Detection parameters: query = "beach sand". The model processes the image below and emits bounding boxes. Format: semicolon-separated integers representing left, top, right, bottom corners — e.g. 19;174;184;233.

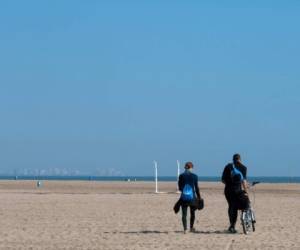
0;180;299;250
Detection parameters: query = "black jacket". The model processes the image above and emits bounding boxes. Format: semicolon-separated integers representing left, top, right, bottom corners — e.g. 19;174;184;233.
222;163;247;193
178;170;200;199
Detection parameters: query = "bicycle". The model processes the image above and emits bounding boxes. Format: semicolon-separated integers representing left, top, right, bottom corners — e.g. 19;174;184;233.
240;181;260;235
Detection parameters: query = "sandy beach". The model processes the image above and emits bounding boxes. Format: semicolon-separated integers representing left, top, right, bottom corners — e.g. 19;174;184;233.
0;180;299;250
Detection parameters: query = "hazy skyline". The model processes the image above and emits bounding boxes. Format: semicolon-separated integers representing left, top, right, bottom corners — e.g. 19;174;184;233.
1;1;300;177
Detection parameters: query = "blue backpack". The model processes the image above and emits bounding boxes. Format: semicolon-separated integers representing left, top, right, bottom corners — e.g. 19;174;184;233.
230;164;244;184
181;184;194;201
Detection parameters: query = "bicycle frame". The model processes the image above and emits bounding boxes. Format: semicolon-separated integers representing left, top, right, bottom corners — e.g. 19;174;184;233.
240;181;259;234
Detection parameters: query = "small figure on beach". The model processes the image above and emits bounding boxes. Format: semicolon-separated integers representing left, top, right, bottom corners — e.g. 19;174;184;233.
176;162;202;234
222;153;249;233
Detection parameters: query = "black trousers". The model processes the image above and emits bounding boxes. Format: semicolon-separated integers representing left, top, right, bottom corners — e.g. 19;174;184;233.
225;191;238;228
181;204;196;230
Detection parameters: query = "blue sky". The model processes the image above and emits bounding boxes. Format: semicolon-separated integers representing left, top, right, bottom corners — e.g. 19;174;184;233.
0;1;299;176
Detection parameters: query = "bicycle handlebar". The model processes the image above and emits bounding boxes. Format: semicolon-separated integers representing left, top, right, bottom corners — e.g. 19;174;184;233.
250;181;260;187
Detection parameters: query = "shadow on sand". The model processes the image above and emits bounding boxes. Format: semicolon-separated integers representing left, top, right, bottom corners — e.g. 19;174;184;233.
104;230;230;235
173;230;230;234
192;230;230;234
104;230;169;234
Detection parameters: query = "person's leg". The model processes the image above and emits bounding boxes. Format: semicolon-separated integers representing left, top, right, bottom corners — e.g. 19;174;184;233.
181;205;188;232
190;206;196;231
225;192;232;225
225;192;237;232
229;201;238;228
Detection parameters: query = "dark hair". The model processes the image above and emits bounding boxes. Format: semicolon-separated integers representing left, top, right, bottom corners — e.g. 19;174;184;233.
184;162;194;169
233;154;241;164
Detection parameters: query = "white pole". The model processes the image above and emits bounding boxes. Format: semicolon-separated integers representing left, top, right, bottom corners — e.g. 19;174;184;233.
177;160;180;179
176;160;180;192
154;161;158;193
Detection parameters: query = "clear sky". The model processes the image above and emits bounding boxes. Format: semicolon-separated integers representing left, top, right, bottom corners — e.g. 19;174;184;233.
0;1;299;176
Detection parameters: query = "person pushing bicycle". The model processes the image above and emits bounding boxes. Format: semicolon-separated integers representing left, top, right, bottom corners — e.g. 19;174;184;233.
222;154;249;233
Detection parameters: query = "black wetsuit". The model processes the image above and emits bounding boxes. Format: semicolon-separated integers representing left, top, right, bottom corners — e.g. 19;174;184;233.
178;170;200;230
222;163;247;228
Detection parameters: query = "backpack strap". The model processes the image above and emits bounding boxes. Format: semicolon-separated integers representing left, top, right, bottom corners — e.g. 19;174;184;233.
231;163;244;181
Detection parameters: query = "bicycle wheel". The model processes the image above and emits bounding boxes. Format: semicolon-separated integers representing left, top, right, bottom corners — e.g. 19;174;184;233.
241;211;249;234
251;221;255;232
242;221;248;234
251;209;256;232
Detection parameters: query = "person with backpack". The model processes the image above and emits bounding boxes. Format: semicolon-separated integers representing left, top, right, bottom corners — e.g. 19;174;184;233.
222;154;248;233
178;162;201;233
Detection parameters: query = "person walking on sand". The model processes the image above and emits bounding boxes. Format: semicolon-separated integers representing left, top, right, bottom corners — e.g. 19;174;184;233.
178;162;201;234
222;154;248;233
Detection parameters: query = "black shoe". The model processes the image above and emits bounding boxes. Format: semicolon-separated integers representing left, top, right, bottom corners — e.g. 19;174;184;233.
228;226;237;234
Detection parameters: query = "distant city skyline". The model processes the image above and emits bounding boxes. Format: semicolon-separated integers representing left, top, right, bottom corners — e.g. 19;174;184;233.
1;1;300;177
0;167;124;177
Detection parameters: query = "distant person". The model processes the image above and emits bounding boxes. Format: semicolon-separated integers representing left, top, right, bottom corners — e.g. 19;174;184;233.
222;154;248;233
177;162;201;233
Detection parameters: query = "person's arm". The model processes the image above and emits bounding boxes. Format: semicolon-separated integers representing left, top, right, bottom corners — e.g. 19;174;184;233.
242;180;248;193
221;165;228;184
194;175;201;199
178;174;183;192
241;166;248;193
